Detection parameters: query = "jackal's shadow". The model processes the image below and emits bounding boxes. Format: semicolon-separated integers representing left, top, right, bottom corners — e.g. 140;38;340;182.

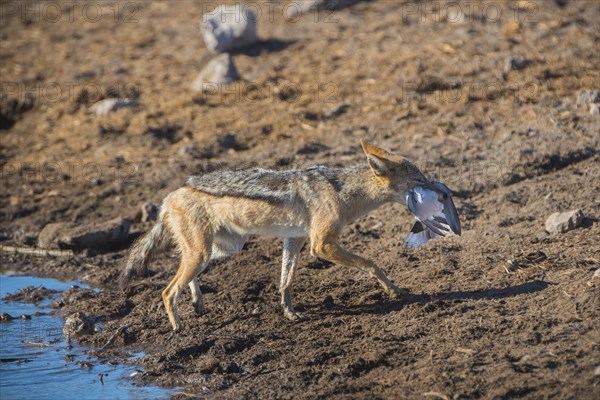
314;280;550;317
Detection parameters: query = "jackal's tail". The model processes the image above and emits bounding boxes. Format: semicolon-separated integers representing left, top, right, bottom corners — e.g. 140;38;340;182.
120;220;167;290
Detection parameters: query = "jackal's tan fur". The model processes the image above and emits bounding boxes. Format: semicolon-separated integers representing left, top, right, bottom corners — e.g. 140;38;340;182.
121;140;435;331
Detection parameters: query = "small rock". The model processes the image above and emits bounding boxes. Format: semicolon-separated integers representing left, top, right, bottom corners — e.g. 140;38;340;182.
504;54;529;72
191;54;240;92
63;312;95;338
63;217;131;251
595;365;600;376
545;209;584;234
38;222;71;249
89;98;139;117
593;269;600;279
590;103;599;116
200;4;258;53
576;90;600;106
0;313;14;322
141;202;159;222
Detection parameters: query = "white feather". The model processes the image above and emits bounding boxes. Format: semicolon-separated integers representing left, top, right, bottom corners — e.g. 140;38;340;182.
404;229;440;249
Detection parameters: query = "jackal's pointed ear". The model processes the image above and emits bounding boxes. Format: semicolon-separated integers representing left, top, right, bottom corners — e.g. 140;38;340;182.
360;140;395;160
360;140;395;177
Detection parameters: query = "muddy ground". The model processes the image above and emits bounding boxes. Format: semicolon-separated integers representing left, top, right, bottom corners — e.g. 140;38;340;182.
1;0;599;398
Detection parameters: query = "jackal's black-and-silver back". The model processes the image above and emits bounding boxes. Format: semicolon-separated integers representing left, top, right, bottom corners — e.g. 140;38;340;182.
185;166;342;203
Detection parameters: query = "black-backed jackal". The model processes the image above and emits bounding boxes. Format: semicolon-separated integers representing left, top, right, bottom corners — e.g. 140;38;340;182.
120;140;461;331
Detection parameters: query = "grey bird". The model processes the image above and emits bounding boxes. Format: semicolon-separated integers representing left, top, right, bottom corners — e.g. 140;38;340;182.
404;181;461;248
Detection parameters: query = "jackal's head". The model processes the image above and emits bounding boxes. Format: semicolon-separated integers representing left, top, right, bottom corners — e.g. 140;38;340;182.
360;139;436;203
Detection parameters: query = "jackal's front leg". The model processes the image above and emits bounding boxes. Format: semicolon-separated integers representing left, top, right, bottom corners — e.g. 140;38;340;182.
311;241;405;298
280;237;307;321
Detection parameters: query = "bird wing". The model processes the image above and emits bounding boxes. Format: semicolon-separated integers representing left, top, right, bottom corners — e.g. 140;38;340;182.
431;181;461;235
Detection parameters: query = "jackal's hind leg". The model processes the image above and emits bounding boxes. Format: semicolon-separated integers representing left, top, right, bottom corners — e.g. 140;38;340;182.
161;200;212;331
280;237;307;321
163;251;210;331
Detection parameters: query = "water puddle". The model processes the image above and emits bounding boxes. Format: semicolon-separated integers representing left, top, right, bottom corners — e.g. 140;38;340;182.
0;273;172;400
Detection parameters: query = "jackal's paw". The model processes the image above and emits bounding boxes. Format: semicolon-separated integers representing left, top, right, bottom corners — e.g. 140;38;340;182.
192;302;204;316
284;309;308;322
386;286;409;299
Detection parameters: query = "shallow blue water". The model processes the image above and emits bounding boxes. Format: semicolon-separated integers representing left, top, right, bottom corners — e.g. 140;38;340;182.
0;274;172;400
